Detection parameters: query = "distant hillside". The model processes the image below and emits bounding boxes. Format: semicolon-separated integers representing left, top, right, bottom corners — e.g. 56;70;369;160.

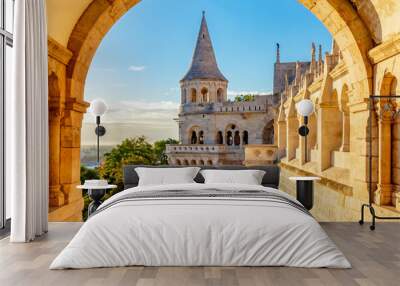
80;145;115;167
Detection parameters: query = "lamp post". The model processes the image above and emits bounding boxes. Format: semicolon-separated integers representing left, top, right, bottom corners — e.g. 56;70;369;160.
296;99;314;162
290;99;318;211
89;99;107;167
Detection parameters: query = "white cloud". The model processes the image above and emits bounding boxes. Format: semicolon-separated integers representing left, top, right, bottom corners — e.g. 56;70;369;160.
91;67;116;73
128;65;146;72
84;100;179;124
82;100;180;145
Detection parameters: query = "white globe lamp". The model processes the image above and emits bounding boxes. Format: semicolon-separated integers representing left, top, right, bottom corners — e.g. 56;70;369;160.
296;99;314;164
90;99;107;117
296;99;314;117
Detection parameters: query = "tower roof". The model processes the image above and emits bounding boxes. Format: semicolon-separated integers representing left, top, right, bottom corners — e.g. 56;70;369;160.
181;12;227;82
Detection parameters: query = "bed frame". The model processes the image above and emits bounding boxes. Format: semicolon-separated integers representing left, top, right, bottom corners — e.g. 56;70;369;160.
123;165;280;190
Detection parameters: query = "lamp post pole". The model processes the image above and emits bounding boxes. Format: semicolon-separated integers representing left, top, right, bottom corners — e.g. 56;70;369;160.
304;116;308;162
96;115;100;167
90;99;107;169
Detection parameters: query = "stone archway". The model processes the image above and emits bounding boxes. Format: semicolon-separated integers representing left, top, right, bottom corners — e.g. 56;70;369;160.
66;0;373;105
50;0;375;221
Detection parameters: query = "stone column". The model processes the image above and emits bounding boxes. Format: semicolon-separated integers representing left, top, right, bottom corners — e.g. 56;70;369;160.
49;107;64;207
59;98;89;221
277;118;286;158
375;116;393;205
340;110;350;152
286;115;298;161
392;114;400;210
317;103;342;172
48;72;65;208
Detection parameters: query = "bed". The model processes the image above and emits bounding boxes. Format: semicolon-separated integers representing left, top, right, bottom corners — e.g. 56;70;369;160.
50;165;350;269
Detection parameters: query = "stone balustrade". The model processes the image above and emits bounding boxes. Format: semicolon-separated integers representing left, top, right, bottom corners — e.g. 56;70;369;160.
243;144;278;166
166;144;243;154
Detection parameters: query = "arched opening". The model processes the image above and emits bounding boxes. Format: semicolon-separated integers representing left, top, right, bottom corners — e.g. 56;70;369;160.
49;0;375;221
243;131;249;145
217;88;224;102
190;159;197;166
216;131;223;144
201;87;209;103
190;131;197;144
207;160;213;166
198;131;204;144
234;131;241;146
176;159;181;166
183;159;189;166
182;89;187;104
263;121;274;144
199;160;205;166
226;131;233;146
330;90;343;152
191;88;197;103
375;73;398;206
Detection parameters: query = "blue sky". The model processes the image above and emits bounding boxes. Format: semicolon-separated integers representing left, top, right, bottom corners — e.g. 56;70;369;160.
82;0;332;145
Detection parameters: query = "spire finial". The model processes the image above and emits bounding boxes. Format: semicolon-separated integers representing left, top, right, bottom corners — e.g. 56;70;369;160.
318;44;322;62
311;42;316;62
202;10;205;17
276;43;280;63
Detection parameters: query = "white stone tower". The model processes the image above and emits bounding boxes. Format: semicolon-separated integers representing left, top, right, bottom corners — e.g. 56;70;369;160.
180;12;228;105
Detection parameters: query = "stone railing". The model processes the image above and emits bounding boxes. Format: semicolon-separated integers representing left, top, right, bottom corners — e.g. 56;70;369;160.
243;144;278;166
180;95;276;114
166;144;243;154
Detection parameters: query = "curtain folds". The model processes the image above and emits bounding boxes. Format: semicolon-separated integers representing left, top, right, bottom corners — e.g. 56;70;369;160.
10;0;49;242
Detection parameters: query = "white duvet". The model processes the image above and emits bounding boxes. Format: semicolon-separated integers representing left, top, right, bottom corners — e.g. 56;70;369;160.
50;183;351;269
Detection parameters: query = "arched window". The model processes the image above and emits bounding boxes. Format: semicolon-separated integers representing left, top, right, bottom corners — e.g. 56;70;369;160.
226;131;233;146
217;88;224;102
191;131;197;144
199;131;204;144
243;131;249;145
191;88;197;103
263;121;274;144
216;131;223;144
234;131;241;146
201;87;209;103
182;89;187;104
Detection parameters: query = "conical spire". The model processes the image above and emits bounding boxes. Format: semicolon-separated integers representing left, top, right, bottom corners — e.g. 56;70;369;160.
181;12;227;82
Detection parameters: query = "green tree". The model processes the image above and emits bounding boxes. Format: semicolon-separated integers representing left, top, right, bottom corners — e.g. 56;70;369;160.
98;136;157;192
234;94;255;102
80;165;99;184
154;138;179;165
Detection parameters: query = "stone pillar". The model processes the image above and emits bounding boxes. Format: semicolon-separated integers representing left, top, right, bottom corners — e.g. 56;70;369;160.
340;111;350;152
317;103;342;172
286;115;298;161
375;116;393;205
392;115;400;210
49;107;64;207
58;98;89;221
277;118;286;158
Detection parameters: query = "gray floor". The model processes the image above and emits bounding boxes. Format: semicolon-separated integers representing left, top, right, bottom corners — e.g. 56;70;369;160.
0;222;399;286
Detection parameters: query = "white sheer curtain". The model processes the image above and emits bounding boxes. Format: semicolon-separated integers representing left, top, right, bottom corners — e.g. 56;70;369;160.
9;0;49;242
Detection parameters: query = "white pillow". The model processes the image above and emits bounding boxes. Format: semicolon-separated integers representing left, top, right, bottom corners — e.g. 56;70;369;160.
135;167;200;186
200;169;266;185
